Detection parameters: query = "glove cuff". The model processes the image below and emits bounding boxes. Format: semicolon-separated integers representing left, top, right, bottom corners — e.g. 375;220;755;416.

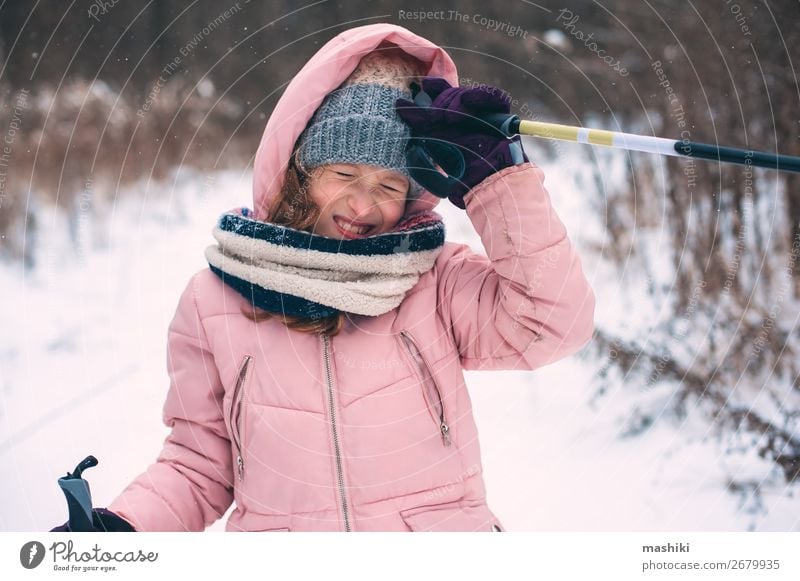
93;508;136;532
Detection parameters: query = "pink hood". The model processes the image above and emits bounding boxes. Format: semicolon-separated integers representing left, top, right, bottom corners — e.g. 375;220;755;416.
251;23;459;220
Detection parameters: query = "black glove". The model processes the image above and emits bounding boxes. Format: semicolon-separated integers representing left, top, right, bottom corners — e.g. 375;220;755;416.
395;76;529;208
50;508;135;532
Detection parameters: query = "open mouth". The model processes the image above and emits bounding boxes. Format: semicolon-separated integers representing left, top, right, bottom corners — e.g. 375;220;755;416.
333;216;375;238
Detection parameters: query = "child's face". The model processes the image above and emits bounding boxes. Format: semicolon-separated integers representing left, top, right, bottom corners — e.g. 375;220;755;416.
308;163;409;239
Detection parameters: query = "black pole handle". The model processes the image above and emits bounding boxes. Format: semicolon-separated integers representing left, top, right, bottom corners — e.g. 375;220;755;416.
66;455;98;480
676;141;800;174
478;113;521;137
57;455;99;532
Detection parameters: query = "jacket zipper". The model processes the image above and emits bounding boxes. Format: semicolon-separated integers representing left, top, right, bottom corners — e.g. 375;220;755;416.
399;330;452;447
230;354;253;482
322;333;352;532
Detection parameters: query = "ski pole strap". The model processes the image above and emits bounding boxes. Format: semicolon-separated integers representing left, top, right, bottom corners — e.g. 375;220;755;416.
404;81;467;199
406;138;465;199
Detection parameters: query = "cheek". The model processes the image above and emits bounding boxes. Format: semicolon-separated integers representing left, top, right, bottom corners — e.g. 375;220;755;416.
307;181;337;212
383;200;406;225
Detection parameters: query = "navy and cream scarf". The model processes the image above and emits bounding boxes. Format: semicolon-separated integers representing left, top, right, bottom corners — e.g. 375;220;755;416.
205;207;446;318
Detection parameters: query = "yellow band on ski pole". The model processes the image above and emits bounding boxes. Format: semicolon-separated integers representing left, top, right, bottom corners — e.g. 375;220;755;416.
518;120;614;146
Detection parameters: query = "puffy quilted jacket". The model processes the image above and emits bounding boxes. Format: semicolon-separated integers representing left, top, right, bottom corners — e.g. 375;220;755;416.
107;23;596;532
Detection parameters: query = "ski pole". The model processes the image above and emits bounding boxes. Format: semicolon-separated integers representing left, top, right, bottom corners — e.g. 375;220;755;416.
57;455;99;532
481;114;800;174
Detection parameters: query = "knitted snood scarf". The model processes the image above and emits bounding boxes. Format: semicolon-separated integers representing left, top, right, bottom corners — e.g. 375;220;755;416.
205;207;446;318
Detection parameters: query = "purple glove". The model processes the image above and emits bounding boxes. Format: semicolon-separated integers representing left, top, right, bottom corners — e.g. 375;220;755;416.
396;77;529;208
50;508;136;532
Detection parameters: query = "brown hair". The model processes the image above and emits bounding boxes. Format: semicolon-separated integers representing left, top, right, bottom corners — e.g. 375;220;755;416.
239;148;347;336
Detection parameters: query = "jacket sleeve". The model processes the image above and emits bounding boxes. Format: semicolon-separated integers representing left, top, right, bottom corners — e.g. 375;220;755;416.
107;273;234;531
437;161;595;371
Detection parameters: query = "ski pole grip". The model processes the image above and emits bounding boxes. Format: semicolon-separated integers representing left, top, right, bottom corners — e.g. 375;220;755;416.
57;455;99;532
478;113;521;137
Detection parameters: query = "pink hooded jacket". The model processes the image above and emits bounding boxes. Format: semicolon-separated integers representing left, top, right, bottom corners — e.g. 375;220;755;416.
107;23;596;532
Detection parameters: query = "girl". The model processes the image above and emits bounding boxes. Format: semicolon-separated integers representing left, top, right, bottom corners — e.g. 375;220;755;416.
53;23;595;532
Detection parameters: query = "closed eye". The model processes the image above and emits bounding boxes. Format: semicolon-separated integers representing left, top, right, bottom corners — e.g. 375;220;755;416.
382;184;401;192
335;171;354;178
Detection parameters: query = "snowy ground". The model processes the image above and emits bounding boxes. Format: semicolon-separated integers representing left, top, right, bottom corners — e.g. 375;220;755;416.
1;141;797;532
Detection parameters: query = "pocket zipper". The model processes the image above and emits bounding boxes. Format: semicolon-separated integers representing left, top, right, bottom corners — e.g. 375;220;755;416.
399;330;452;447
230;354;253;481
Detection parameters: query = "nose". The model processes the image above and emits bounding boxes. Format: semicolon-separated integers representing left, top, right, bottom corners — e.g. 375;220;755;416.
346;185;381;219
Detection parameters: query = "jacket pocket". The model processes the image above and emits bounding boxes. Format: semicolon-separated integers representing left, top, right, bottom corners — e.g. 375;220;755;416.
398;330;452;447
400;498;501;532
254;527;290;532
229;511;292;532
229;354;253;482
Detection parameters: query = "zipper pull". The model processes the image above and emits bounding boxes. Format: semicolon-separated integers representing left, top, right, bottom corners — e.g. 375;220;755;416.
237;455;244;481
440;421;452;446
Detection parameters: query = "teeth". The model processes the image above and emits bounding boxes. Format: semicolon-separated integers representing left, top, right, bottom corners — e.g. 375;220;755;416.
335;217;370;235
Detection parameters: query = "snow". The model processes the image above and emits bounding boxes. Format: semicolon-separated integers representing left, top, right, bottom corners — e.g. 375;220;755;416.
542;29;570;52
1;144;797;532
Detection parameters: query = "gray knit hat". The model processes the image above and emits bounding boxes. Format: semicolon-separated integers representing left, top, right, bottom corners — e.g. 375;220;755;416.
296;47;425;197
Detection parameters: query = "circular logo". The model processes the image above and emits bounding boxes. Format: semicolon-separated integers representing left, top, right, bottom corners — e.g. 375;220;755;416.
19;541;46;569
